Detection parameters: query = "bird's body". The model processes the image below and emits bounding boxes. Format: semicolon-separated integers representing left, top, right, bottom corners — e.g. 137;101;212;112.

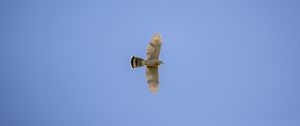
131;33;163;94
144;60;163;67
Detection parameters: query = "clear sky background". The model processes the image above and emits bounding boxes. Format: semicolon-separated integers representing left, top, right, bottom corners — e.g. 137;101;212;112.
1;0;300;126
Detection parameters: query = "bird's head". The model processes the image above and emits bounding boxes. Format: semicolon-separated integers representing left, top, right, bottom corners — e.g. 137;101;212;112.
159;61;164;65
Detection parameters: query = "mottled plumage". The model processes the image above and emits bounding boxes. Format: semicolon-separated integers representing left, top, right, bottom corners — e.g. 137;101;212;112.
131;33;163;94
147;34;161;60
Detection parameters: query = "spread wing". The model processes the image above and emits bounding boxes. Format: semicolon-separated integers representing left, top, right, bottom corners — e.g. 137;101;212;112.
146;33;162;60
145;67;159;94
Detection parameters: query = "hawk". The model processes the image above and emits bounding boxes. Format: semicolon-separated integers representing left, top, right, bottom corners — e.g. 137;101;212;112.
131;33;163;94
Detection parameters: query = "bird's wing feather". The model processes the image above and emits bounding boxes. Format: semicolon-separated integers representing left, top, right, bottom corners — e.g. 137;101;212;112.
146;33;162;60
145;67;159;94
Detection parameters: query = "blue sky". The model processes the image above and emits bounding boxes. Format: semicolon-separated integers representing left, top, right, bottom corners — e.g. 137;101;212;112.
1;0;300;126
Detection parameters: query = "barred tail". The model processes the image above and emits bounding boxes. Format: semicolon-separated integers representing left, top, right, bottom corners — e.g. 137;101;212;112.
131;56;145;69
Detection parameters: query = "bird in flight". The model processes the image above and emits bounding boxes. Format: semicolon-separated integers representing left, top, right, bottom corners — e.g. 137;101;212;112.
131;33;163;94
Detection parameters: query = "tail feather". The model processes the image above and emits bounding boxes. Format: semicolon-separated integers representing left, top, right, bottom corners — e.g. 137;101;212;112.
131;56;145;69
